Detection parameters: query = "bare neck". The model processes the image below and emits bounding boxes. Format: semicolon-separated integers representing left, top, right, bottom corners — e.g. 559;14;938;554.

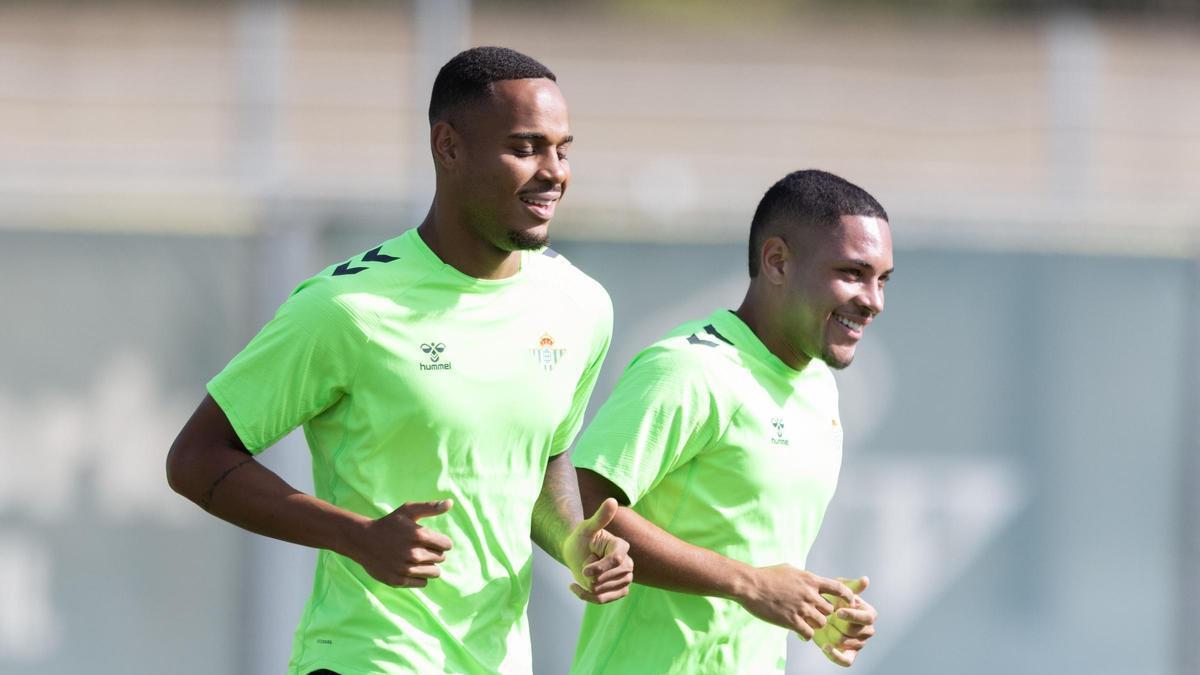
734;287;812;371
415;203;521;280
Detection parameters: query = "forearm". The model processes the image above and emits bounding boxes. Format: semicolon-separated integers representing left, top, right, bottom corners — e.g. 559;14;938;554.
165;394;367;557
169;443;366;555
531;452;584;563
607;507;756;601
577;468;756;602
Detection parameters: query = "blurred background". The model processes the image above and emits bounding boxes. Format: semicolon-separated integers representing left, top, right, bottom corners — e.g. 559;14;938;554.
1;1;1197;673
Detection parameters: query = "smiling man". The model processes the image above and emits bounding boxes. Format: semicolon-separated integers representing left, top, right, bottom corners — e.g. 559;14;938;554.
166;47;632;674
571;170;891;674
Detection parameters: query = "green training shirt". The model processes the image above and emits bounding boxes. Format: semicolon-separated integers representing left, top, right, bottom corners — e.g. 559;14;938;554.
207;228;612;675
571;309;843;675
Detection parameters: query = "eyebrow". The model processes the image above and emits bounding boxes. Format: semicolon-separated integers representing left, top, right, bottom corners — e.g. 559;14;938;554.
847;259;895;276
508;132;574;144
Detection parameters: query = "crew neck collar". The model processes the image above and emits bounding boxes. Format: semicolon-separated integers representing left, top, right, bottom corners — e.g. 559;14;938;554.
709;309;821;380
406;228;527;290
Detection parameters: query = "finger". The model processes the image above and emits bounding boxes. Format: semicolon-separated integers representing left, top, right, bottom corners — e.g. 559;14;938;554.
835;606;876;626
403;564;443;579
590;572;634;595
589;586;631;604
580;498;619;536
817;577;856;605
397;499;453;522
814;594;836;616
587;531;629;559
582;552;627;579
590;560;633;585
794;622;815;641
569;582;601;604
406;548;447;564
415;528;454;552
834;637;869;650
801;606;828;631
822;643;856;668
838;575;869;595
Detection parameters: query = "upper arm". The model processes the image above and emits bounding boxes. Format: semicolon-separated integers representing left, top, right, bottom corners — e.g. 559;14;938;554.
206;281;371;453
165;394;250;496
576;467;630;513
571;345;720;505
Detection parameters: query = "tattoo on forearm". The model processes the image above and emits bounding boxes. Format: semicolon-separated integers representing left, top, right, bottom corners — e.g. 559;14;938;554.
199;457;255;511
532;456;585;562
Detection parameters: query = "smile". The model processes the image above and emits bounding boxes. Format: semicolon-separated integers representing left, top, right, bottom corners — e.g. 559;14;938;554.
833;314;864;332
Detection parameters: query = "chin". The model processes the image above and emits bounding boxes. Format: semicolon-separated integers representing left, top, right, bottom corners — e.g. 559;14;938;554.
822;347;856;370
507;228;550;251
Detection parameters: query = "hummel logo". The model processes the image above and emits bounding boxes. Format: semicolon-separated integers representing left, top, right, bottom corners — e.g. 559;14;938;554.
770;417;789;446
420;343;451;371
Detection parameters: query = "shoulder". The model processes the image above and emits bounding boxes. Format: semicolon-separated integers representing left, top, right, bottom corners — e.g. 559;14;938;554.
622;319;737;389
271;273;376;340
297;235;436;319
527;247;613;320
316;232;436;293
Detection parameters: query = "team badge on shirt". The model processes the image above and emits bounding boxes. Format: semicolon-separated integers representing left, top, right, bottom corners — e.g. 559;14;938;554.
531;333;567;372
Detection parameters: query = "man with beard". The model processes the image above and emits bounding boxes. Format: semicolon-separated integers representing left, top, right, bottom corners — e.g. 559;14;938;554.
571;170;888;673
167;46;632;675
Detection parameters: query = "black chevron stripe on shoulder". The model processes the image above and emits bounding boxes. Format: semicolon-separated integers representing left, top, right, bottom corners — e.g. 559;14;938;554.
332;245;401;277
686;324;733;349
703;324;733;345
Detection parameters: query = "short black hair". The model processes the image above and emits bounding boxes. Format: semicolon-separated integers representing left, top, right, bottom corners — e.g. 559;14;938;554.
428;46;556;125
748;169;888;277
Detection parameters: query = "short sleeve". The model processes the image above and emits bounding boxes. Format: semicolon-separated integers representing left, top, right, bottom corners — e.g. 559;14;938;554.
549;294;613;457
207;279;372;453
571;345;721;505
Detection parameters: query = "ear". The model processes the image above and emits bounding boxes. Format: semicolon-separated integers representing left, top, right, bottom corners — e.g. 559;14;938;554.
759;235;790;286
430;120;460;170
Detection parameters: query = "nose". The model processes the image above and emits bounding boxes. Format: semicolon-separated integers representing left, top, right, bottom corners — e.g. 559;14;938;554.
537;151;568;185
859;280;885;316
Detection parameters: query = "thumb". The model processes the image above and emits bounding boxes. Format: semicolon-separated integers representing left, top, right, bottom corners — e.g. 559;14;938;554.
397;499;453;522
581;498;619;535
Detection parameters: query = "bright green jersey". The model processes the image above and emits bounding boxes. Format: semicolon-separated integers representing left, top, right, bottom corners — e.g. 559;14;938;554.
207;228;612;675
570;309;842;675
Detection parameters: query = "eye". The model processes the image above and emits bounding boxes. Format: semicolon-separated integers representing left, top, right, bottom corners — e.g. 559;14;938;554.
512;146;535;157
839;268;862;280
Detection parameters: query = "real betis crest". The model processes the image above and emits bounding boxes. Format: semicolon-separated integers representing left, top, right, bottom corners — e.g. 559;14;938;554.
531;332;567;372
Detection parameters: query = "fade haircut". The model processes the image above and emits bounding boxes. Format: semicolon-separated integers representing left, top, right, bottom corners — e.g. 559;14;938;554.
747;169;888;277
428;46;556;125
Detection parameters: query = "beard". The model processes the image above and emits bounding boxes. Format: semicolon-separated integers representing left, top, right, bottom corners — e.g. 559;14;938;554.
821;346;855;370
507;228;549;251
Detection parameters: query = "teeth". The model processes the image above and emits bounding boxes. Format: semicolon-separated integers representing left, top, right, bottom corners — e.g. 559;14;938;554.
521;196;555;206
834;315;863;331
